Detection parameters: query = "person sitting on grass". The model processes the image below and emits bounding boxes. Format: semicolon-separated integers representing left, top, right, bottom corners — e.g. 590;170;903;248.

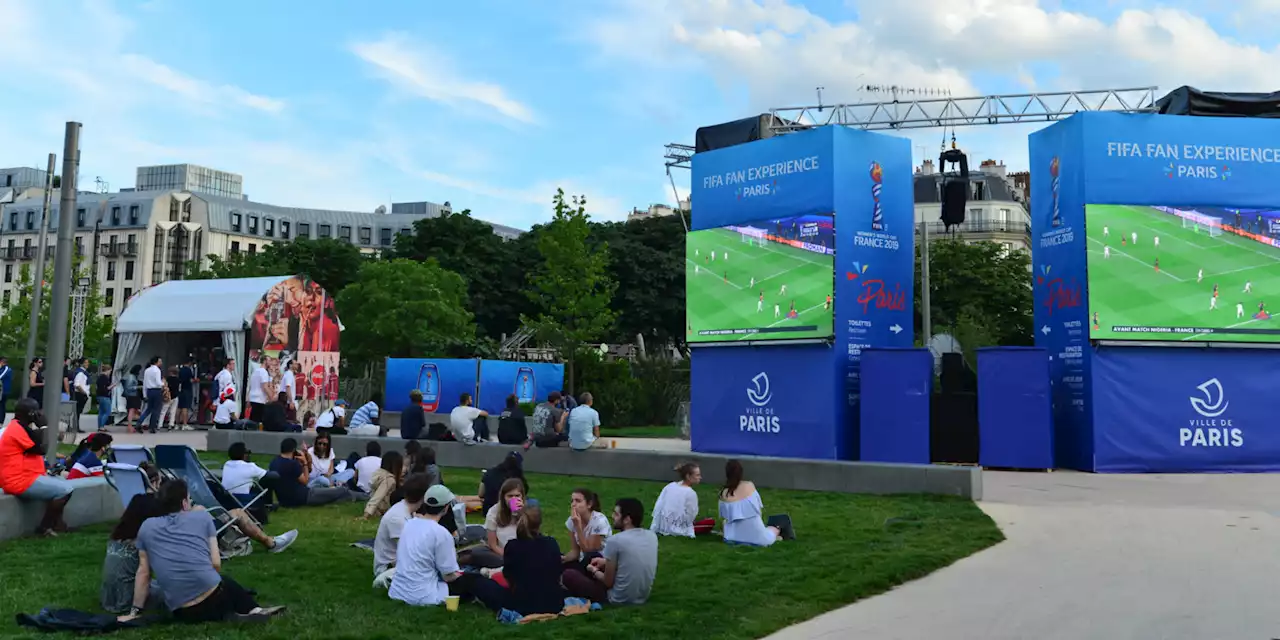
101;493;164;615
307;432;354;488
0;398;75;536
268;438;354;507
219;442;270;504
652;462;715;537
496;394;528;445
373;473;431;585
361;451;404;520
498;505;567;616
561;488;611;572
388;484;507;610
480;451;528;515
66;432;112;480
399;389;427;440
561;498;659;606
120;479;286;624
718;459;795;546
353;441;384;493
459;478;526;569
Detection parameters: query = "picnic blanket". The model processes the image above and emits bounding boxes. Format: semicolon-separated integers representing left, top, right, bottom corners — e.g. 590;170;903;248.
496;597;602;625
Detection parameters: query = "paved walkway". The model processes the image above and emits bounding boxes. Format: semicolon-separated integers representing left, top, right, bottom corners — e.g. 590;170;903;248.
766;470;1280;640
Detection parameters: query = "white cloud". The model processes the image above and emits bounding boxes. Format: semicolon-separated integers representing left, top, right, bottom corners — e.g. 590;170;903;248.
351;33;536;124
118;55;286;114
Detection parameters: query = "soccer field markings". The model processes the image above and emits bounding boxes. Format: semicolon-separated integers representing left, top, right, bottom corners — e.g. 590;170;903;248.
1088;236;1184;282
1123;206;1280;263
736;300;831;340
713;232;828;267
1180;317;1259;341
685;257;744;290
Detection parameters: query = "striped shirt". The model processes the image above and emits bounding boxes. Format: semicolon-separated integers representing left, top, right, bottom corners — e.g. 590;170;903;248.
348;402;380;429
67;451;104;479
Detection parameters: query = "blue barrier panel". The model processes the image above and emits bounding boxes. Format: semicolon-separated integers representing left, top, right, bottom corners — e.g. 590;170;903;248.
977;347;1054;469
691;344;843;460
858;348;932;464
477;360;565;414
383;358;478;414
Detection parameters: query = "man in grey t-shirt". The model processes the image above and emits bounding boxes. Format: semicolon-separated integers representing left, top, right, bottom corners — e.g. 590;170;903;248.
584;497;658;605
136;509;222;611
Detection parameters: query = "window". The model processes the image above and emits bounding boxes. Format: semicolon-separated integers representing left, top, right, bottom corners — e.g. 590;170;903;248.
127;233;137;251
105;288;114;307
25;210;34;230
358;226;372;245
108;234;118;250
318;224;332;239
111;206;120;225
230;240;240;254
74;237;83;256
264;218;275;237
231;212;242;232
128;205;139;225
399;227;410;237
124;260;134;280
6;239;13;252
379;228;392;246
280;220;291;240
248;216;258;234
2;290;8;306
3;265;11;283
338;225;351;242
23;238;31;253
248;243;257;255
106;261;116;281
124;287;133;303
76;208;85;227
297;222;310;239
8;211;16;230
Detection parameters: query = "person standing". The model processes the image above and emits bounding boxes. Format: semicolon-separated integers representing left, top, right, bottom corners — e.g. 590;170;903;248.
72;358;92;432
177;357;196;427
26;359;44;408
142;356;165;434
214;360;235;399
160;366;181;430
247;357;272;421
280;360;297;422
95;365;115;432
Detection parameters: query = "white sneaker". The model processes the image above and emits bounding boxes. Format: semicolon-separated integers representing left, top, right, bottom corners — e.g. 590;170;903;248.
270;529;299;553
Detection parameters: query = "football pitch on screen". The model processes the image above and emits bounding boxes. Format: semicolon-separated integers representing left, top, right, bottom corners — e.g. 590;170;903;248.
686;228;834;342
1086;204;1280;343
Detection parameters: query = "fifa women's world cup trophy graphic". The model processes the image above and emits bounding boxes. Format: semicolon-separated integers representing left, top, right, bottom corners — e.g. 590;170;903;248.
1050;156;1062;228
870;161;884;231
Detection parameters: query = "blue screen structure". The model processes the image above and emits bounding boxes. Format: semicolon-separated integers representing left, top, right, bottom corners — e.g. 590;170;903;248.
384;358;479;414
686;213;834;344
477;360;565;414
691;127;836;231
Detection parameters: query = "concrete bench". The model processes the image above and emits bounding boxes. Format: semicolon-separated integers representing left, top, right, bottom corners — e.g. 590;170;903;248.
0;477;124;542
207;431;981;499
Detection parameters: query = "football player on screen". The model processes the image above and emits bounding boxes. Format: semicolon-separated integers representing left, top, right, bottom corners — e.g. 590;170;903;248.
1154;236;1160;248
1153;257;1160;272
1131;231;1138;245
1237;302;1245;319
1213;283;1219;300
1244;280;1253;293
774;303;781;319
757;291;764;313
1103;226;1109;237
1197;269;1204;283
1210;295;1218;311
1103;245;1110;259
779;284;787;296
1092;312;1099;331
824;294;832;310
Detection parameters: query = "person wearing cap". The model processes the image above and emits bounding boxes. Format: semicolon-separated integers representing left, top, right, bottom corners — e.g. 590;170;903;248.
315;399;347;433
212;386;240;429
387;484;507;610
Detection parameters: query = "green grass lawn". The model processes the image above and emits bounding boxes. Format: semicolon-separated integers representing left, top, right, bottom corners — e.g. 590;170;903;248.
686;228;833;343
1086;204;1280;342
0;468;1001;640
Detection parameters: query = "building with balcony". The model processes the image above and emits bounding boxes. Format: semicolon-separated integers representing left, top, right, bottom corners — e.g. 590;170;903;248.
0;163;524;317
628;199;689;223
913;159;1031;253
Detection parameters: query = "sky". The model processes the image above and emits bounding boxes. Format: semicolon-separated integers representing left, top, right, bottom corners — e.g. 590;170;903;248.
3;0;1280;229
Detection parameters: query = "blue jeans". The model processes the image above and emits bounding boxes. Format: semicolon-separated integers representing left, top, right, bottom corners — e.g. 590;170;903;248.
145;388;164;432
96;397;112;430
20;474;75;501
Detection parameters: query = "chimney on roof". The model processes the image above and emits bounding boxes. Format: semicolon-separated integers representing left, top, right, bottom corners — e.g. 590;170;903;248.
918;159;935;176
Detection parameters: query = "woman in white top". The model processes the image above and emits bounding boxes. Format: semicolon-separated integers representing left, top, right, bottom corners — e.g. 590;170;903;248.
561;488;611;569
651;462;714;537
307;433;354;488
718;459;795;547
458;477;525;569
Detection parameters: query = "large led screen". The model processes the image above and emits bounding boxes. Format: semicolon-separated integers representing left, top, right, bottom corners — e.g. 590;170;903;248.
686;214;834;343
1087;203;1280;342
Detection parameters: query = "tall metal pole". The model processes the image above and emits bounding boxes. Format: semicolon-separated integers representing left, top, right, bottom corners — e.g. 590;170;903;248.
43;123;80;462
920;219;933;344
22;153;56;396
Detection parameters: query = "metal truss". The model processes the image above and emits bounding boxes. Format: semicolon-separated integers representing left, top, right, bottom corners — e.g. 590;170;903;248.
665;87;1159;169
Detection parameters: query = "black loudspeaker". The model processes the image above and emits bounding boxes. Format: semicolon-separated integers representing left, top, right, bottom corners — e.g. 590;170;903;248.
941;180;968;226
939;148;971;228
939;352;976;394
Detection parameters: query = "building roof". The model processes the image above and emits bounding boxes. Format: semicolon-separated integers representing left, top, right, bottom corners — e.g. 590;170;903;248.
115;275;295;333
0;189;170;232
196;192;432;235
913;173;1020;204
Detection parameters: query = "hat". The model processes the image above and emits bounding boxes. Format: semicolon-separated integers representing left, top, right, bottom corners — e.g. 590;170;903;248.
334;399;348;407
424;485;456;508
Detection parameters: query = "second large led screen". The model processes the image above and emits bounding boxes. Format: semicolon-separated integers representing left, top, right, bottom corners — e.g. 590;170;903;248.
687;214;834;343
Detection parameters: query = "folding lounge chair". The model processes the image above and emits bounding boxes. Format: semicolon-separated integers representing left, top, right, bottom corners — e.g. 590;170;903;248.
104;463;153;510
153;445;239;537
108;444;153;467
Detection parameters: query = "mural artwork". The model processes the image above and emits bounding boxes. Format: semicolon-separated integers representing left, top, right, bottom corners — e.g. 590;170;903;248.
248;276;341;419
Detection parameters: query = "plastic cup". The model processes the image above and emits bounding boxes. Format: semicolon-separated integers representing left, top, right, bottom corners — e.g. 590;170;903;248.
445;596;459;612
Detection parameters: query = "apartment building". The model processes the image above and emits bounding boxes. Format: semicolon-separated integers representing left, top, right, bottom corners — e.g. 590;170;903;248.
913;159;1032;253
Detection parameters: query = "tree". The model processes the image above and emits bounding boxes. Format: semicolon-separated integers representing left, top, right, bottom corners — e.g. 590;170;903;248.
523;190;617;392
185;238;366;296
590;215;687;352
392;210;525;339
0;260;113;366
335;258;477;369
915;239;1034;349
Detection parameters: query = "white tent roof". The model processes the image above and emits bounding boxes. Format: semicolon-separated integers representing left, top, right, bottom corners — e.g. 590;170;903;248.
116;275;295;333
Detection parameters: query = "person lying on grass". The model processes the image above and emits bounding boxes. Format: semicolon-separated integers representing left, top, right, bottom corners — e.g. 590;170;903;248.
120;478;286;624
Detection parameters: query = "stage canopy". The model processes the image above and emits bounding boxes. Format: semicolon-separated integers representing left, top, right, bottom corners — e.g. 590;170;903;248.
117;275;294;333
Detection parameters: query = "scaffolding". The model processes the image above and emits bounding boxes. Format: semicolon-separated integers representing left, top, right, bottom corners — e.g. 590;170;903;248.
664;87;1159;170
